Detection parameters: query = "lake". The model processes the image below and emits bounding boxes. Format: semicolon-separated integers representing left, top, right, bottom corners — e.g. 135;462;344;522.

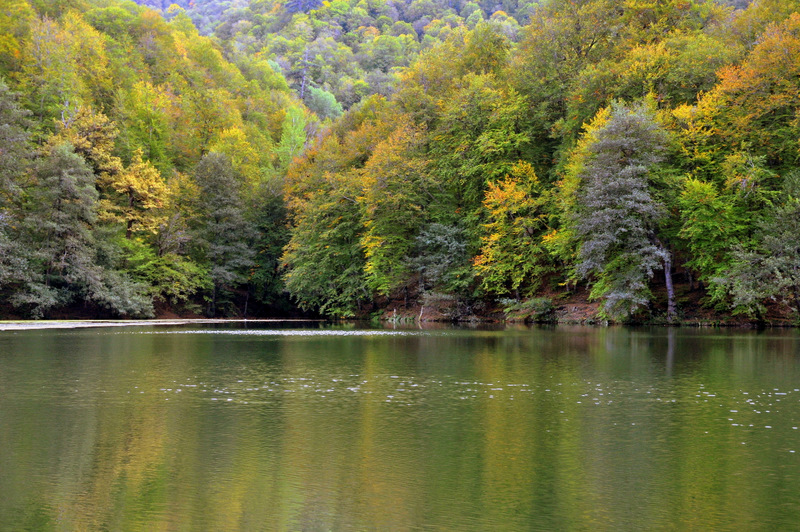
1;323;799;530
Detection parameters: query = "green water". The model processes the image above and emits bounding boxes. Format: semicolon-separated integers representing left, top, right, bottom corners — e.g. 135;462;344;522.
1;324;799;530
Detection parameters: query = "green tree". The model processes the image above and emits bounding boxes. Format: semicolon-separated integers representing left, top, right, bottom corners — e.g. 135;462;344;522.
0;78;33;205
677;177;750;302
429;73;530;238
249;186;291;313
14;143;153;318
192;152;256;316
282;172;367;317
725;197;800;321
305;86;343;121
275;104;307;172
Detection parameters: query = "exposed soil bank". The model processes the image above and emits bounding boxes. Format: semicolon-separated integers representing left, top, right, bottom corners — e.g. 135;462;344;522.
372;282;798;328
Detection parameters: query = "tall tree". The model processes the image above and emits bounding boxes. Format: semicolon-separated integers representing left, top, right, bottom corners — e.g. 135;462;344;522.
0;79;34;291
192;152;255;316
570;100;675;321
0;78;32;205
14;143;153;318
473;162;550;298
359;118;429;296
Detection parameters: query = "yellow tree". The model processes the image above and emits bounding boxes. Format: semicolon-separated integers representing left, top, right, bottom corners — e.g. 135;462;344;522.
359;117;430;296
21;12;111;121
107;149;168;239
0;0;34;73
473;162;550;298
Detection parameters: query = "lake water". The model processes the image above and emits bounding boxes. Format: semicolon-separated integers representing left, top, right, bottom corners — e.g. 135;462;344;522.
1;323;799;530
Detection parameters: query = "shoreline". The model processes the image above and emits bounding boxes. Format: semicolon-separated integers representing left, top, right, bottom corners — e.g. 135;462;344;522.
0;319;324;331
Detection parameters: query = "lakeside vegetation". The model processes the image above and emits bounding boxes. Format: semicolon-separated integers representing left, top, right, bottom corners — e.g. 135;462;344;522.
1;0;799;324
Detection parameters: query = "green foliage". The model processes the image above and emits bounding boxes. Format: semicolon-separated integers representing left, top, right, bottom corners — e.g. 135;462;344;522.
282;183;367;317
0;77;32;205
249;188;291;309
501;297;556;323
407;223;470;292
677;177;750;302
192;152;256;316
285;0;323;14
275;104;307;171
724;199;800;319
123;238;211;308
2;0;800;323
359;118;429;295
14;143;154;318
305;86;343;121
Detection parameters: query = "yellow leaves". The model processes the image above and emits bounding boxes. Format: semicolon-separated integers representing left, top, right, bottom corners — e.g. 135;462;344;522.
680;176;717;206
21;11;113;117
49;106;124;182
474;165;551;295
701;13;800;161
105;149;169;235
208;127;264;187
0;0;34;69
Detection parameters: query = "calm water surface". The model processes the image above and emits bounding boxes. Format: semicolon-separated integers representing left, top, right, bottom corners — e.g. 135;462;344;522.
1;324;799;530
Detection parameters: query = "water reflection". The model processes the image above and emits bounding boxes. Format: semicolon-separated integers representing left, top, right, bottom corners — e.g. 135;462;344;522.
1;325;799;529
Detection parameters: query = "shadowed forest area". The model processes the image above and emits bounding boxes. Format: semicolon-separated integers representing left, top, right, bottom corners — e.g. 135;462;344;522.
1;0;799;324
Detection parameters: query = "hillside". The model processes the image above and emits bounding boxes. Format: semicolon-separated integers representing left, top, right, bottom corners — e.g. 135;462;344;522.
1;0;800;325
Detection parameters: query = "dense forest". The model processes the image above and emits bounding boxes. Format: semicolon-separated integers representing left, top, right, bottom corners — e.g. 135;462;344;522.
1;0;799;323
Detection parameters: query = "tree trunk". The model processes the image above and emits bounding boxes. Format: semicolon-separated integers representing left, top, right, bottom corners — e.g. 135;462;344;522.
663;253;676;323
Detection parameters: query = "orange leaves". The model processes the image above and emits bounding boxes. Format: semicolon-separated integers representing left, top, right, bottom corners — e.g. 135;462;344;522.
704;13;800;165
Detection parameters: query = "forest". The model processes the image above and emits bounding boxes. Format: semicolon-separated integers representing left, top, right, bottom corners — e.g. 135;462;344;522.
1;0;799;324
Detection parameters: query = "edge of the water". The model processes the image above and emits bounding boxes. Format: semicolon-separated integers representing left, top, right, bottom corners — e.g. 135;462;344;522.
0;319;326;331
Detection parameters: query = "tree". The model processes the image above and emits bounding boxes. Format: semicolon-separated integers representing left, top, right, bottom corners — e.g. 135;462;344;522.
282;174;368;317
248;185;291;314
192;152;255;316
408;223;470;293
14;143;153;318
0;0;35;73
708;13;800;171
473;162;550;297
429;73;530;240
677;177;750;301
570;100;675;321
285;0;324;14
15;143;100;317
359;118;429;296
0;78;33;206
106;149;168;239
723;184;800;320
274;104;307;172
49;106;123;188
305;86;343;121
0;79;34;291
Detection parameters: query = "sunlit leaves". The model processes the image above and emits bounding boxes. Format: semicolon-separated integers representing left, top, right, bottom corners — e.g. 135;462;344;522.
106;149;169;238
677;177;751;302
708;13;800;169
473;162;550;297
359;118;429;295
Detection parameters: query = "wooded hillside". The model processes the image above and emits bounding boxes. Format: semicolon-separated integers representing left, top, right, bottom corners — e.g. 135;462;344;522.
2;0;799;323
